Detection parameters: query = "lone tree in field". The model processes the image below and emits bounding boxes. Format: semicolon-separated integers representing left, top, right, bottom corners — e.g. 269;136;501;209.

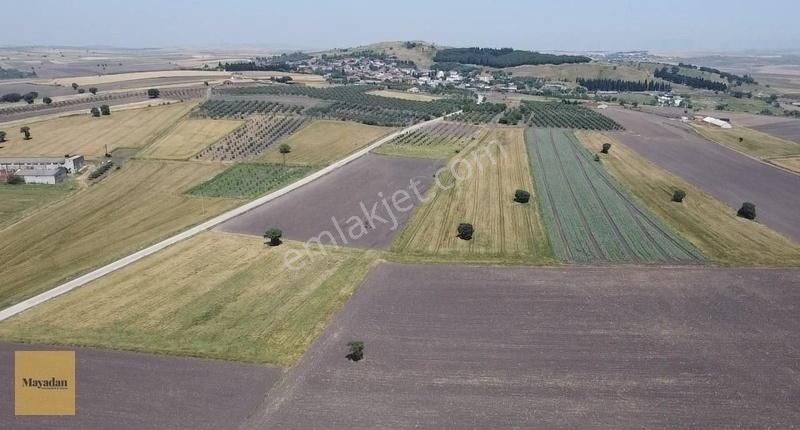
90;107;101;117
601;143;612;154
457;223;474;241
71;83;79;90
279;143;291;165
0;131;6;142
594;153;601;162
147;88;160;98
42;96;52;104
89;87;98;95
77;88;85;94
737;202;756;220
672;189;686;203
100;104;111;115
514;189;531;203
20;126;31;140
263;228;283;246
23;94;35;104
346;341;364;362
739;137;744;143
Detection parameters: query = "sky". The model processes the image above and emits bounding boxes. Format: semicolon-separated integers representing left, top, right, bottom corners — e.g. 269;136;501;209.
2;0;799;53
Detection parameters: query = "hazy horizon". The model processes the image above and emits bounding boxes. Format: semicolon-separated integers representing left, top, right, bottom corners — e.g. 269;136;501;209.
2;0;799;53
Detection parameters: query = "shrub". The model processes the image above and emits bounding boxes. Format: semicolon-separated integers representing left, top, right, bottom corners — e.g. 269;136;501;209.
77;88;85;94
0;130;6;142
147;88;160;98
737;202;756;220
594;153;600;162
42;96;52;104
346;341;364;362
90;107;100;117
263;228;283;246
100;104;111;115
514;189;530;203
672;190;686;203
601;143;612;154
6;174;24;185
89;87;98;95
89;161;114;179
71;83;79;90
457;223;474;240
20;126;31;140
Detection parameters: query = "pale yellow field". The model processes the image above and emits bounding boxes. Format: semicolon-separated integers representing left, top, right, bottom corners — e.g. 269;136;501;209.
0;102;195;159
257;120;395;166
692;124;800;165
0;232;379;366
141;118;242;160
0;160;238;309
507;62;651;83
392;128;554;263
769;156;800;173
578;131;800;266
368;89;443;102
45;70;230;87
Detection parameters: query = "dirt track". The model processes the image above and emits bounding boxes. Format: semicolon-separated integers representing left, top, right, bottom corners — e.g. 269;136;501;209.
602;107;800;242
217;153;442;249
0;342;281;429
246;263;800;429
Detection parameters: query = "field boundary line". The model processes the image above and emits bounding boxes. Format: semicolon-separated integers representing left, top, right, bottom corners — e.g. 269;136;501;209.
0;112;459;322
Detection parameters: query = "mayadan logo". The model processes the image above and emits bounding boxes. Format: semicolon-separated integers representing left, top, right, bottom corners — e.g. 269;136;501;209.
22;377;69;390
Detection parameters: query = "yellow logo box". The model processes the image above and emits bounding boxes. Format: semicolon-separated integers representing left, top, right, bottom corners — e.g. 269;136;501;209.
15;351;75;416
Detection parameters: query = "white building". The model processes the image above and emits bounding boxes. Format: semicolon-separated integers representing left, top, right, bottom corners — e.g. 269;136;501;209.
18;167;67;184
703;117;733;129
0;155;85;173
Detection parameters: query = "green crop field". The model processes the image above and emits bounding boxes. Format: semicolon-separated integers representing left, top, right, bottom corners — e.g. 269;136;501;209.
526;128;702;263
188;163;312;199
0;182;75;229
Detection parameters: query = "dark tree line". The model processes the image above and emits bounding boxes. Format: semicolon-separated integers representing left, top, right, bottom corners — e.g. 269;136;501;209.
221;62;297;72
678;62;756;85
577;78;671;92
433;47;590;68
654;67;728;92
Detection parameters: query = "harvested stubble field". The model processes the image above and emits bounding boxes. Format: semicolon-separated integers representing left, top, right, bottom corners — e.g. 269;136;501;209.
217;153;441;249
0;232;379;366
195;115;309;162
140;118;243;160
603;107;800;243
392;128;554;263
578;131;800;265
0;182;74;229
257;120;395;166
0;160;237;309
691;123;800;172
0;102;195;159
374;120;482;159
246;263;800;429
189;163;312;199
527;128;702;263
0;342;281;430
368;89;443;102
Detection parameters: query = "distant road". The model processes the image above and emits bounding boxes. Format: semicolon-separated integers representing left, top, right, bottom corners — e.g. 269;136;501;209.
0;113;458;322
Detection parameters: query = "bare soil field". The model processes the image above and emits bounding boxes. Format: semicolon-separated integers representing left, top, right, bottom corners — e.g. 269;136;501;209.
0;102;195;159
257;120;395;166
217;153;441;249
368;89;443;102
0;342;280;430
602;107;800;242
141;118;243;160
752;119;800;144
246;262;800;429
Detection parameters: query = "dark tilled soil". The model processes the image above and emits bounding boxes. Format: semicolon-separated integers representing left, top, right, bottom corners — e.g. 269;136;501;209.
216;153;442;249
246;263;800;429
603;107;800;242
1;342;282;430
752;119;800;144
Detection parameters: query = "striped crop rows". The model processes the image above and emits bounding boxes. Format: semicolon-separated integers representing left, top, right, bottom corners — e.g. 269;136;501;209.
195;115;309;162
526;128;702;263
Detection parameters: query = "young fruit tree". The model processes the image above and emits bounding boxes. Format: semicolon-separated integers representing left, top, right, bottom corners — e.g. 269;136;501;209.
263;228;283;246
514;189;531;203
0;130;6;142
601;143;612;154
89;87;98;95
100;104;111;115
90;107;101;117
71;83;79;90
457;223;474;240
42;96;52;105
20;126;31;140
737;202;756;220
672;190;686;203
346;341;364;362
147;88;160;98
279;143;291;165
